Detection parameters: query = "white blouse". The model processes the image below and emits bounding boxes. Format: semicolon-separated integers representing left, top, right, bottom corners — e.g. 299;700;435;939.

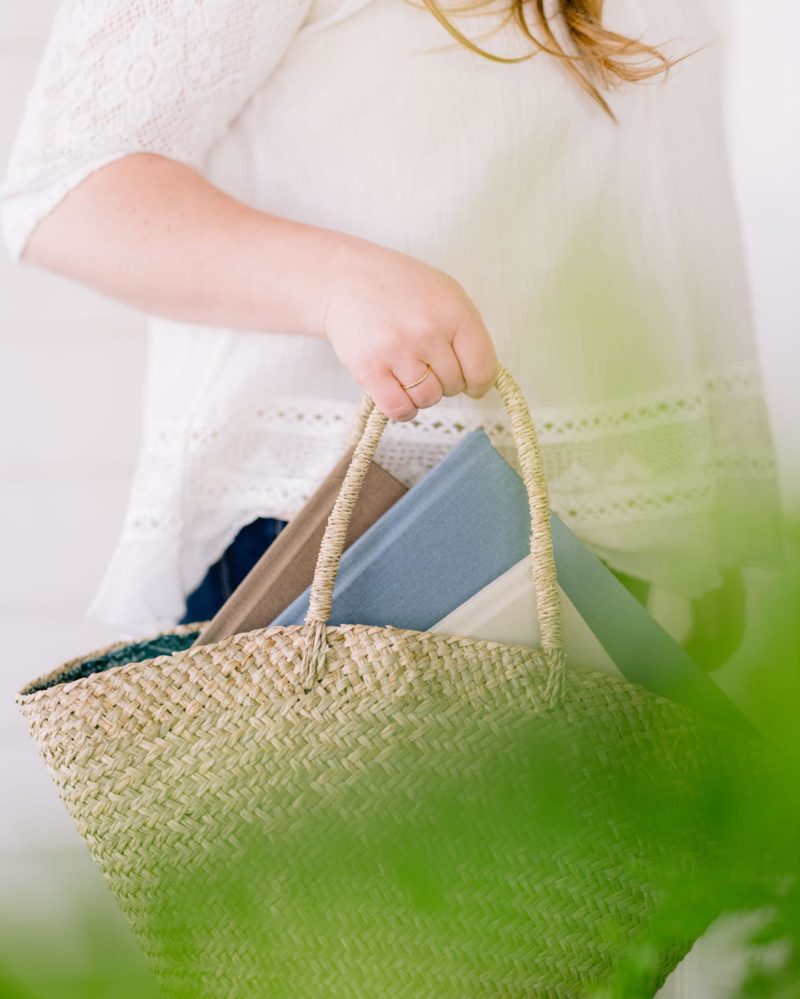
0;0;784;637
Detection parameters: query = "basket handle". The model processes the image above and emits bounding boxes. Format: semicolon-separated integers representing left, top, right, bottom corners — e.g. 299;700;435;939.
300;363;566;707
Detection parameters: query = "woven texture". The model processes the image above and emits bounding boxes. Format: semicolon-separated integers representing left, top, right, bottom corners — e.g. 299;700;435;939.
16;367;773;998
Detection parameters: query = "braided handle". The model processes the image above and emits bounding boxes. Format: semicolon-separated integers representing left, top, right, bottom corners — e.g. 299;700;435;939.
300;364;565;707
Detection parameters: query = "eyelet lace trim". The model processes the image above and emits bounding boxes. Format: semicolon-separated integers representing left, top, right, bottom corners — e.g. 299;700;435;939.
120;364;777;537
86;364;783;633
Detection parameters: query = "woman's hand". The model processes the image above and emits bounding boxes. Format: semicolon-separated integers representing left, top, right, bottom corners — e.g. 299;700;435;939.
319;236;499;421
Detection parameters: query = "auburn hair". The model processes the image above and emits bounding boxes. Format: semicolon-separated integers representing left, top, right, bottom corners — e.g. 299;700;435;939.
410;0;675;119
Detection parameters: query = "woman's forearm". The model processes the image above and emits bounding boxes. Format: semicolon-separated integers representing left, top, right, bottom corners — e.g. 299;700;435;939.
22;150;499;420
22;152;352;336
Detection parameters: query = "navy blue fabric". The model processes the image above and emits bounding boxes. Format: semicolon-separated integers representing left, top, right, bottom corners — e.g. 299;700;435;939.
179;516;289;625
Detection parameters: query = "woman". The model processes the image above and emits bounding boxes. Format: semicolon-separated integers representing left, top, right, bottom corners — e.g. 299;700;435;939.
0;0;783;989
0;0;781;658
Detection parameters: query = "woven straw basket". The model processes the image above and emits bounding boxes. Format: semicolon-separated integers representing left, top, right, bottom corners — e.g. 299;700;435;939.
17;366;772;998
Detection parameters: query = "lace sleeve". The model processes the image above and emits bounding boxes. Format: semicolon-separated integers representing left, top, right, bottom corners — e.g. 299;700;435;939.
0;0;313;260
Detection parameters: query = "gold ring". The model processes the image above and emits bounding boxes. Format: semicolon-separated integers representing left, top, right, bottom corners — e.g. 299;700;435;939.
401;362;432;391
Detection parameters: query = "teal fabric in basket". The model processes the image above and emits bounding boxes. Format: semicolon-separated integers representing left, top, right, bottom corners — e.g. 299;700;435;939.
24;631;200;694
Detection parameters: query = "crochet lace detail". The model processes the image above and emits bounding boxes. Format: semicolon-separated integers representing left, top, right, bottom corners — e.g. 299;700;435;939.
0;0;314;257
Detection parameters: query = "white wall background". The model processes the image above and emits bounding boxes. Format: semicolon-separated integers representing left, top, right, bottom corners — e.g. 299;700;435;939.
0;3;152;968
723;0;800;504
0;0;797;984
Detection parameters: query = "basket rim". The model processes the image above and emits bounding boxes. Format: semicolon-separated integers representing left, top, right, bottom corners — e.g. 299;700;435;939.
14;619;583;704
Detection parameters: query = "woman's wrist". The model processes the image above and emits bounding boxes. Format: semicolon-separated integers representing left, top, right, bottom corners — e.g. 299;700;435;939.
303;229;375;339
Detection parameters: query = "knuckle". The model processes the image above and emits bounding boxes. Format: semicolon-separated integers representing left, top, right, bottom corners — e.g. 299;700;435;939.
406;314;439;342
437;269;466;297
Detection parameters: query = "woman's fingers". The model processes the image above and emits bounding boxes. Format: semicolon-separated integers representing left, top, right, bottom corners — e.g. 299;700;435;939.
452;313;499;398
360;368;420;422
392;358;444;410
359;358;450;422
418;343;467;398
358;321;495;421
359;330;490;422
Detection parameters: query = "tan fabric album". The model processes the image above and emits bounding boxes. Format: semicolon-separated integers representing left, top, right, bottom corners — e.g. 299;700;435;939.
192;446;408;647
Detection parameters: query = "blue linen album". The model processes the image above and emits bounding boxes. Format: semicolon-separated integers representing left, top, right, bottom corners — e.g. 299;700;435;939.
271;429;529;631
